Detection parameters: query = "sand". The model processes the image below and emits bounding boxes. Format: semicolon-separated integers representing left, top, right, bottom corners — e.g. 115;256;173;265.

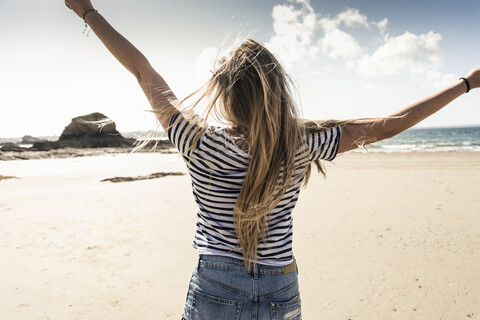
1;152;479;319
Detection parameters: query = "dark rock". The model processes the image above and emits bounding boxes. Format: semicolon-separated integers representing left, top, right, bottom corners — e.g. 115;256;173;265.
31;113;134;151
3;113;175;155
0;142;15;147
0;145;27;152
101;172;185;183
31;138;136;151
59;112;120;140
21;135;48;144
134;139;174;150
0;175;19;181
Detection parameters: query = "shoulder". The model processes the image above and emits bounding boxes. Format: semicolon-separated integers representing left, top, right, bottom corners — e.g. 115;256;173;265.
304;126;342;161
167;111;206;155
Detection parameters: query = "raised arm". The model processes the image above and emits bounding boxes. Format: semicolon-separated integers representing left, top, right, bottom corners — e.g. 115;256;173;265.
65;0;177;130
338;67;480;154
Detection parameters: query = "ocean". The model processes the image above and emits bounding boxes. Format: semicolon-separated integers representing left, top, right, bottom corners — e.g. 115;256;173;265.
360;126;480;153
1;126;479;153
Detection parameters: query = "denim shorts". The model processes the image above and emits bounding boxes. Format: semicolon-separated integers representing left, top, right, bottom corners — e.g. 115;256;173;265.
181;254;301;320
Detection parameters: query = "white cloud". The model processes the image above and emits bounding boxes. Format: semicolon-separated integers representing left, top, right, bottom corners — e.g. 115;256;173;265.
413;66;458;91
318;8;369;32
316;9;367;70
374;18;388;35
263;1;452;89
318;28;363;60
265;0;317;68
336;8;369;29
356;31;444;76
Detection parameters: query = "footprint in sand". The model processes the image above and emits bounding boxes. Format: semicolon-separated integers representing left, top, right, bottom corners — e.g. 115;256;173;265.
0;203;12;213
111;300;120;307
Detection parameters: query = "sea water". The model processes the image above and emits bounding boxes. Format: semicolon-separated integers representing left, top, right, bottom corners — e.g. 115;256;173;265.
360;126;480;153
125;126;480;153
1;126;479;153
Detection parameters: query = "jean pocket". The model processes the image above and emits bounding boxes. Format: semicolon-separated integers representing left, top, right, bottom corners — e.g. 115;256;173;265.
270;295;301;320
192;290;243;320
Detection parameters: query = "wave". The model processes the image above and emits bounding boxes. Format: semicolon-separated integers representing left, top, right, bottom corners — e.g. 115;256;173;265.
354;144;480;153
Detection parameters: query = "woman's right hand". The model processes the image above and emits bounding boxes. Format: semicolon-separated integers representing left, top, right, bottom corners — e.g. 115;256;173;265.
465;67;480;91
65;0;94;19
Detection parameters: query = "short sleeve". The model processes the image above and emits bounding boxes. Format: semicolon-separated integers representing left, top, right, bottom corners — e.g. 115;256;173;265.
306;126;342;161
167;112;204;155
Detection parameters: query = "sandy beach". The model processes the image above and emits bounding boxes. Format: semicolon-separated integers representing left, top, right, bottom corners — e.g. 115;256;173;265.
1;151;480;320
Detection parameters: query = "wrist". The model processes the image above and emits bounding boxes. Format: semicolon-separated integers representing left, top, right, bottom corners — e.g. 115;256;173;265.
82;8;97;21
459;77;470;93
463;67;480;91
466;76;479;91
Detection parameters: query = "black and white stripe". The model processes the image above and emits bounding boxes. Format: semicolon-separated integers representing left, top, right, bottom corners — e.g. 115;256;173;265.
168;112;341;266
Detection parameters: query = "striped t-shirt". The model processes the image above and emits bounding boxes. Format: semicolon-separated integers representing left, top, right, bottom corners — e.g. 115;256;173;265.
167;112;341;266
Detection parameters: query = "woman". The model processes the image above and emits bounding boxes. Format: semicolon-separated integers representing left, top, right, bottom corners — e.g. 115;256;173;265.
65;1;478;319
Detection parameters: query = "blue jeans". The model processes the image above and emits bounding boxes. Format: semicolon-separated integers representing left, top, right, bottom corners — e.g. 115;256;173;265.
181;254;301;320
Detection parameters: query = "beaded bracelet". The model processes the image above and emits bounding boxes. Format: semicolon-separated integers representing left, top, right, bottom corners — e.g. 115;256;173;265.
459;77;470;93
83;8;97;21
82;8;98;36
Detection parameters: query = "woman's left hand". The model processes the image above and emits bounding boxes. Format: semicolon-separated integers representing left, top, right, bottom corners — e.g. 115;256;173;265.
65;0;94;18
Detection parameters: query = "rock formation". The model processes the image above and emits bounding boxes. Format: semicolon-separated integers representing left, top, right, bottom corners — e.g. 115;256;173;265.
59;112;120;140
21;135;48;144
1;113;174;158
32;113;135;150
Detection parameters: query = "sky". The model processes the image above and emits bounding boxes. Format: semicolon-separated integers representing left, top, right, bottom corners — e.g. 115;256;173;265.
0;0;479;137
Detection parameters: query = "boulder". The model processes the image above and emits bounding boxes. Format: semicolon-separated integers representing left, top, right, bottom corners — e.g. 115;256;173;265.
0;142;15;147
0;145;26;152
59;112;120;140
21;135;48;144
31;138;136;151
31;113;134;150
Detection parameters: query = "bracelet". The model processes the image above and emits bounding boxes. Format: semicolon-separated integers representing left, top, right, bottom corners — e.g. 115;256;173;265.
459;77;470;93
82;8;97;36
82;8;97;21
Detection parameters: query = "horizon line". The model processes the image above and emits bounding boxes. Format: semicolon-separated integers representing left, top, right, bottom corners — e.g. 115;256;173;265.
2;124;480;140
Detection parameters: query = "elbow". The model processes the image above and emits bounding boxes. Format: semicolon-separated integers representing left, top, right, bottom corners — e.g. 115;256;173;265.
134;71;143;82
375;126;401;142
134;61;153;83
375;115;406;142
135;69;155;85
379;129;396;141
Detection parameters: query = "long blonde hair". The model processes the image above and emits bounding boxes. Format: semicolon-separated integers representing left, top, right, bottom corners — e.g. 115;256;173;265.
163;39;352;271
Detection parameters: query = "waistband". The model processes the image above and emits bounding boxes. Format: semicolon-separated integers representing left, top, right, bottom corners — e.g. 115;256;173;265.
198;254;297;276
